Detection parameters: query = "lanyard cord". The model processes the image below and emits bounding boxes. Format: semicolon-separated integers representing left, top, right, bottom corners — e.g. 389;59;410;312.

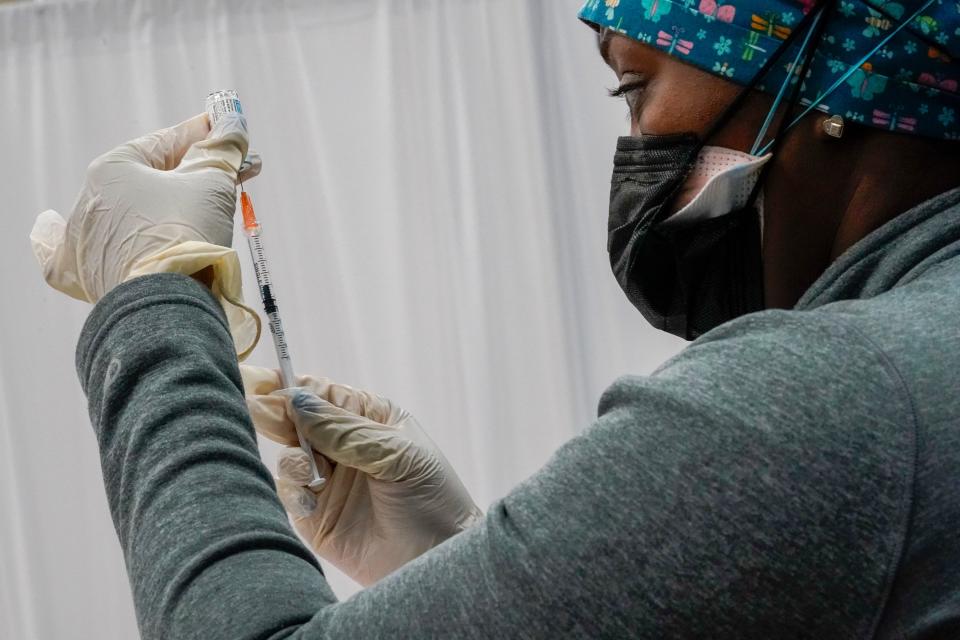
654;4;831;220
743;0;837;209
750;8;827;155
696;3;830;150
755;0;937;155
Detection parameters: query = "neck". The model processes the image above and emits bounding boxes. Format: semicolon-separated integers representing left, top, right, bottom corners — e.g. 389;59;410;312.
831;134;960;260
761;121;960;309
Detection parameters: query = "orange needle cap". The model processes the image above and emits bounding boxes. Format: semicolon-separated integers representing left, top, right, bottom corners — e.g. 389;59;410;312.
240;191;258;230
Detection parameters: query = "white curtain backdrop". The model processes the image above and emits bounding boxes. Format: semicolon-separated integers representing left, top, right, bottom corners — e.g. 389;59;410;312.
1;0;684;637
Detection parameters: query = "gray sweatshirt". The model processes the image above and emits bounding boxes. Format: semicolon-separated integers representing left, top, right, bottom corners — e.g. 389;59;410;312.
76;186;960;639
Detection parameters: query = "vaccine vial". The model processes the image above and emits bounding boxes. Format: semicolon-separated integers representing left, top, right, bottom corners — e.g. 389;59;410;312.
204;89;255;179
205;89;243;127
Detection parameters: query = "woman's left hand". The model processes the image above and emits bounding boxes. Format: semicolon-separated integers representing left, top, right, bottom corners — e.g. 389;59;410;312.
30;112;248;302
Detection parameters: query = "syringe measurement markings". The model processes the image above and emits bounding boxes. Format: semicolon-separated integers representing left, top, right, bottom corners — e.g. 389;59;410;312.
267;314;290;353
248;235;272;286
248;230;292;363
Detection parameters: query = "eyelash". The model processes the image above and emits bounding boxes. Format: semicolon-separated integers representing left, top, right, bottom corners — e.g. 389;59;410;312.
607;80;646;99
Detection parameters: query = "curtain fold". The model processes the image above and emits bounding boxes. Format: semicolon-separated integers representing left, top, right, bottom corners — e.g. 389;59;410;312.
1;1;683;637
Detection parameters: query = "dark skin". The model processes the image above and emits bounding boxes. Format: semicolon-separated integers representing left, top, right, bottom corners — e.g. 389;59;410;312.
600;31;960;309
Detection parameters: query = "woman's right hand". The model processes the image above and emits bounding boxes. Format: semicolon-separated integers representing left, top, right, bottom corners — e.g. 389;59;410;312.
240;365;483;587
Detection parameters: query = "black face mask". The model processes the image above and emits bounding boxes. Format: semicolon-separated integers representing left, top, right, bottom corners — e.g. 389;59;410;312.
604;0;834;341
608;134;763;340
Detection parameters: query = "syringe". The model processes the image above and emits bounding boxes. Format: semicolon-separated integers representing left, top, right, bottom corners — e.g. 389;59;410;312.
205;89;325;490
240;190;326;490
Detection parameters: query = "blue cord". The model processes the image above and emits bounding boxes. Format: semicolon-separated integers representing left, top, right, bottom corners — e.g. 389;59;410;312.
756;0;936;155
750;8;825;155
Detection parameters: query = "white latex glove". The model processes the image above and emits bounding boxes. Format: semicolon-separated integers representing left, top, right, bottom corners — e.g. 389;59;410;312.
30;114;262;356
242;365;483;587
31;113;243;300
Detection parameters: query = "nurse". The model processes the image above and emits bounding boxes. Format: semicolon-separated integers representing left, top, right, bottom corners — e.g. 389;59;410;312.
32;1;960;638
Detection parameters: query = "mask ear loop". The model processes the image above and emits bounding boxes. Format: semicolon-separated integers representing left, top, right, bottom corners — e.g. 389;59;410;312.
754;0;938;155
749;7;828;156
654;1;832;222
742;0;838;214
693;1;830;157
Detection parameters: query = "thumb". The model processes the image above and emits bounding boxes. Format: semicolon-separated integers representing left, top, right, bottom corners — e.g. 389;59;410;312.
240;364;283;396
29;209;89;301
276;476;318;519
277;447;334;490
98;113;211;171
176;111;249;178
241;365;300;447
285;390;419;481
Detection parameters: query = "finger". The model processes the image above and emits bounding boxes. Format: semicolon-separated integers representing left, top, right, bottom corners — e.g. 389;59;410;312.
283;376;402;424
275;477;317;518
316;381;402;424
97;114;210;171
242;365;295;444
240;364;283;396
277;448;334;492
176;111;250;178
242;364;402;425
237;150;262;184
241;365;298;445
277;447;332;487
29;209;90;301
29;209;64;270
245;392;299;447
284;390;414;480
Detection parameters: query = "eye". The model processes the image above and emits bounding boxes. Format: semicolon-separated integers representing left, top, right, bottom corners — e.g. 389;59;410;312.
607;80;645;99
608;78;646;119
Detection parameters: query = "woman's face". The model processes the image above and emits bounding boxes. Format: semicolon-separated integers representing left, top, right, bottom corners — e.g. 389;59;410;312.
597;29;832;309
599;30;769;146
597;29;960;311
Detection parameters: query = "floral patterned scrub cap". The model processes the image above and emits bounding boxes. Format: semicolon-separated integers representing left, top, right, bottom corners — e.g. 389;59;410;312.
579;0;960;140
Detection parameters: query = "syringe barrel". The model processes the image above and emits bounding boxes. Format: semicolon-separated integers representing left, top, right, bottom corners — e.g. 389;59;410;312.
240;216;323;487
213;89;324;488
276;343;297;390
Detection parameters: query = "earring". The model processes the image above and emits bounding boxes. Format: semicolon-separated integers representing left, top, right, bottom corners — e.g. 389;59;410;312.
822;114;845;139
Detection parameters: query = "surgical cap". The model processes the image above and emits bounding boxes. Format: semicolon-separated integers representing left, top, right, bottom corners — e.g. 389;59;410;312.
579;0;960;140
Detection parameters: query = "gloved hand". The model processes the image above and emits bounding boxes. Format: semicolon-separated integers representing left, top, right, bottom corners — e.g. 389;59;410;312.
242;365;484;586
30;113;262;357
